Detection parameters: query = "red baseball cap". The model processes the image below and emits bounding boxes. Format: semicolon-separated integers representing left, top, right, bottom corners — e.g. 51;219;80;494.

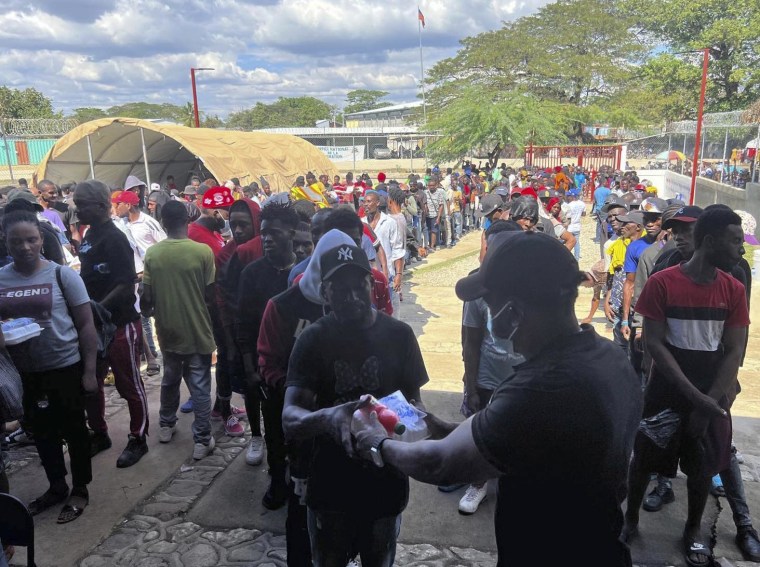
201;186;235;209
113;191;140;206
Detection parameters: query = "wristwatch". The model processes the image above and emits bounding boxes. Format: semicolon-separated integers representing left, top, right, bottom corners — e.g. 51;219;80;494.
370;437;390;467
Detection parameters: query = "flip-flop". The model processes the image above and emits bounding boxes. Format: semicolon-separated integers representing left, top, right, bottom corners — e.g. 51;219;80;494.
28;488;69;516
146;363;161;376
57;494;88;524
683;533;712;567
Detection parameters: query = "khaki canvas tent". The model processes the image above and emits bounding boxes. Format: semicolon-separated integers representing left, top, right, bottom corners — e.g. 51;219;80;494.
35;117;338;191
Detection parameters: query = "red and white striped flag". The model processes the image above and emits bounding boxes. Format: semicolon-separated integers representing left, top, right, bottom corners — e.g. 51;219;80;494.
418;7;425;28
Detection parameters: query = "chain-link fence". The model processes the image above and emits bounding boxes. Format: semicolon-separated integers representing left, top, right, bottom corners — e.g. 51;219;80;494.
0;118;79;184
625;111;760;187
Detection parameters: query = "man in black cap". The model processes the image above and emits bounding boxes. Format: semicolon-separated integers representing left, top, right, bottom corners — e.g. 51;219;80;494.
349;231;641;567
282;242;429;567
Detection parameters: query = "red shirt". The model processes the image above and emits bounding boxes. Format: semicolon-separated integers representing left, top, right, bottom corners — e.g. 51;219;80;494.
188;222;224;256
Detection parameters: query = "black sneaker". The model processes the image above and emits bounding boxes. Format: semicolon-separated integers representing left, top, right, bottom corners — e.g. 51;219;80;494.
737;526;760;562
89;431;112;457
116;435;148;468
262;478;288;510
643;478;675;512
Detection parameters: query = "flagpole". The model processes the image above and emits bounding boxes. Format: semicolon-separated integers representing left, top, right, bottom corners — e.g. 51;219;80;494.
418;8;427;126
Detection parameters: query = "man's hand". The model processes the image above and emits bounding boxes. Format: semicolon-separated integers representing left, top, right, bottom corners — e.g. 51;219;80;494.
604;302;615;323
465;390;481;415
325;395;373;457
351;401;390;462
243;357;261;387
393;273;402;292
82;370;98;395
687;394;727;438
621;324;631;340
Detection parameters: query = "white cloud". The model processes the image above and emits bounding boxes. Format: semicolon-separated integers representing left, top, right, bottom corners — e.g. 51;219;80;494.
0;0;551;118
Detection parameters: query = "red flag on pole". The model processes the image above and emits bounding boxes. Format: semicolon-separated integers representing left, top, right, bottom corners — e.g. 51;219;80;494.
418;8;425;28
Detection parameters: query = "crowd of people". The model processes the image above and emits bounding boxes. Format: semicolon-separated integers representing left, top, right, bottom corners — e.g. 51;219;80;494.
0;160;756;567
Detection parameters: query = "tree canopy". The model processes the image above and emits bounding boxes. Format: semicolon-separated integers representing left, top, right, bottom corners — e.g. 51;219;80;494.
425;88;569;166
421;0;760;157
70;102;222;127
343;90;393;115
226;97;335;130
0;87;58;119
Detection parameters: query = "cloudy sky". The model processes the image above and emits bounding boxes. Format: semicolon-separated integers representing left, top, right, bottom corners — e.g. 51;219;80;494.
0;0;550;118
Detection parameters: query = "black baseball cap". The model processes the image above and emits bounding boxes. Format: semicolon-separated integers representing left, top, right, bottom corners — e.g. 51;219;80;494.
662;206;703;230
479;194;503;217
456;231;580;304
320;244;372;281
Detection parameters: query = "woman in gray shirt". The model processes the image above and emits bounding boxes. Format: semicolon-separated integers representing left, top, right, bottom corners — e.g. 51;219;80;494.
0;211;98;523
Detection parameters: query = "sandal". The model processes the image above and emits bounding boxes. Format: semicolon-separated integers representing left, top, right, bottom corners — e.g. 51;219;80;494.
146;363;161;376
28;487;69;516
683;533;712;567
57;490;88;524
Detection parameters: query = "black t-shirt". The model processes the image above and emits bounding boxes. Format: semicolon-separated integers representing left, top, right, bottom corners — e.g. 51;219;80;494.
236;256;293;356
79;220;139;327
286;312;429;518
472;326;640;567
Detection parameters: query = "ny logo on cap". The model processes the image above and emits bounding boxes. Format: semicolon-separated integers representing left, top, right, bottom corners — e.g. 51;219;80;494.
337;247;353;261
676;207;685;215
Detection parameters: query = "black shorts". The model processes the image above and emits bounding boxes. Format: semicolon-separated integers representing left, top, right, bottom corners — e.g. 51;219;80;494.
633;409;732;478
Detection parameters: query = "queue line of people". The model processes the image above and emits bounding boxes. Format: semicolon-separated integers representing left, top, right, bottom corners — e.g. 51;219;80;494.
0;163;757;567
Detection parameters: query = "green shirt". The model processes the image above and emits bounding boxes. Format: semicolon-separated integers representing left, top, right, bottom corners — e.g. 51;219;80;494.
143;238;216;355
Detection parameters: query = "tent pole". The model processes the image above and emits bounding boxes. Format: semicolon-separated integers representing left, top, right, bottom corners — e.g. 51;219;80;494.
140;128;151;187
352;136;356;171
86;135;95;179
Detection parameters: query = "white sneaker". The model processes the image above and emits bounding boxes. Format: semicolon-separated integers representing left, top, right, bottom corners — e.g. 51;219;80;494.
458;484;488;515
159;425;176;443
193;436;215;460
245;436;264;466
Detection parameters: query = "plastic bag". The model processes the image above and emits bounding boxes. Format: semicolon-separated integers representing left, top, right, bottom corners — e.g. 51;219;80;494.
378;391;430;442
638;408;681;449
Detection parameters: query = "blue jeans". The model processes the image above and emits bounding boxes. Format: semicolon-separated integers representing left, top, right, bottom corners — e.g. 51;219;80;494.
452;212;462;239
570;229;581;260
308;508;401;567
424;217;439;247
160;352;212;444
141;315;157;354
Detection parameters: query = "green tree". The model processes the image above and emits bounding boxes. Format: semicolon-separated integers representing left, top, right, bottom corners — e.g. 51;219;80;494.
106;102;189;122
426;0;644;131
625;0;760;111
227;97;335;130
343;90;393;115
70;107;109;123
425;88;570;166
0;86;58;119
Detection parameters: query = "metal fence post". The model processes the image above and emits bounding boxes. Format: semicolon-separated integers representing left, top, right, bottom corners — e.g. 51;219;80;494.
0;121;14;181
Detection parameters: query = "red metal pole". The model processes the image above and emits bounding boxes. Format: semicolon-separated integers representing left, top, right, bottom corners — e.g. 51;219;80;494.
690;48;709;206
191;68;200;128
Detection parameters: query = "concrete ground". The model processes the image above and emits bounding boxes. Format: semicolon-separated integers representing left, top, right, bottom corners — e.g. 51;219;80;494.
4;211;760;566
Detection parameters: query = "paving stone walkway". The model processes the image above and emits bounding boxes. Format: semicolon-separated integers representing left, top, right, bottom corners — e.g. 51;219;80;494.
75;412;500;567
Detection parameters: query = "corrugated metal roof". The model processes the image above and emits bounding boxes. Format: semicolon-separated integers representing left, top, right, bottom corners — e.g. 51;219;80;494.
344;101;424;118
253;126;420;136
